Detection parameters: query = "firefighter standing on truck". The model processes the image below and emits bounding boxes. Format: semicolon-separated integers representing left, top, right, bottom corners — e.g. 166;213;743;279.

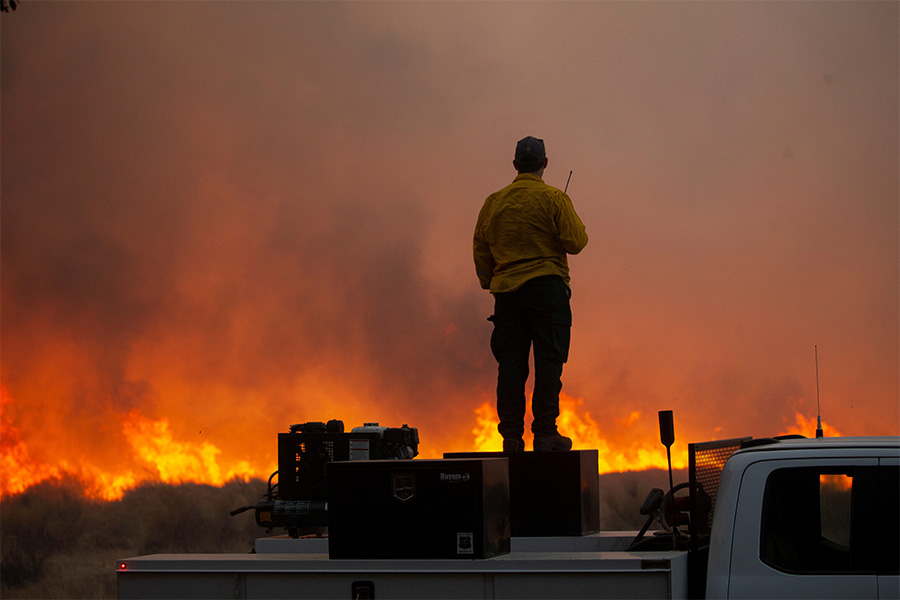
473;136;589;453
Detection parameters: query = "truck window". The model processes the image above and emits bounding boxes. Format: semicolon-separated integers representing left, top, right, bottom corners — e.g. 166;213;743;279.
819;473;852;547
760;466;899;575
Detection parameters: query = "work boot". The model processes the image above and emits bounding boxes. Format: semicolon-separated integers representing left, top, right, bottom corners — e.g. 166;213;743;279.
534;433;572;452
502;438;525;452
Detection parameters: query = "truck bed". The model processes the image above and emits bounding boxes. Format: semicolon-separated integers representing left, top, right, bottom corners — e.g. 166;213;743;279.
117;534;689;600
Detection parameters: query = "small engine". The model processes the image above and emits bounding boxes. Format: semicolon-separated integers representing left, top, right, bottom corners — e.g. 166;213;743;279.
231;420;419;538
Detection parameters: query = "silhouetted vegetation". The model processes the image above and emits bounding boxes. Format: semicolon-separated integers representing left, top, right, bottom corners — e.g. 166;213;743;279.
599;469;687;531
1;476;264;599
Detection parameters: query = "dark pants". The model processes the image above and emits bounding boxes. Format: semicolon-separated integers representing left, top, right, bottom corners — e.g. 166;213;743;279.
490;276;572;440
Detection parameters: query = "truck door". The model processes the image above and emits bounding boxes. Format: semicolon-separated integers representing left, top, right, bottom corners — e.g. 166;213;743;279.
875;456;899;600
727;458;880;599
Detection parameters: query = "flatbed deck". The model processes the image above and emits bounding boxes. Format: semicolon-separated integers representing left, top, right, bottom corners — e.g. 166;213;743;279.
117;534;689;599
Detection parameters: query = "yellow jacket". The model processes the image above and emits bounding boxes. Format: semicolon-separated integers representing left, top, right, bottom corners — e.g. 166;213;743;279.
474;173;588;293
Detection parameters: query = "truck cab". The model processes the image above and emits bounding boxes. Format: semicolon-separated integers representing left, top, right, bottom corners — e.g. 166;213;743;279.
706;437;899;599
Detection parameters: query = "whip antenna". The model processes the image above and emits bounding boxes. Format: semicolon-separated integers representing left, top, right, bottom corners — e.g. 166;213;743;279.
815;345;823;438
564;170;573;193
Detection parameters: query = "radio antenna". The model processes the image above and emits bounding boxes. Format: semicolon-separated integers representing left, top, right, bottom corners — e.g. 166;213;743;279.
815;345;824;438
564;170;573;193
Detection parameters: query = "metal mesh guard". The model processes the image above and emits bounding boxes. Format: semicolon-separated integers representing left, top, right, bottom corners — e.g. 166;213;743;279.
688;437;751;549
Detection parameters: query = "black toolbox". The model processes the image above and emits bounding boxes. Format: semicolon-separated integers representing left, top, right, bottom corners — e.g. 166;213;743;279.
443;450;599;537
327;458;510;559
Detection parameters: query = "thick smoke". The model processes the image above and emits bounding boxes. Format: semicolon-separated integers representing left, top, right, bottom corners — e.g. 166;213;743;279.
2;2;897;478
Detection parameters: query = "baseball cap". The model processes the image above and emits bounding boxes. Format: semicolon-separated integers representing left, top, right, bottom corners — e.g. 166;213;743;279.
515;136;546;170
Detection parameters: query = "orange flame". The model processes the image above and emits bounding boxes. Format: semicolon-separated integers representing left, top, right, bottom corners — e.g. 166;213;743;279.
778;410;843;439
122;410;258;488
1;385;64;496
3;373;848;502
470;394;688;473
820;473;853;491
1;385;271;501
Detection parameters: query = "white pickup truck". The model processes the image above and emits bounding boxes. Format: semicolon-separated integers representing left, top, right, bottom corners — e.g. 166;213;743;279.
116;435;899;599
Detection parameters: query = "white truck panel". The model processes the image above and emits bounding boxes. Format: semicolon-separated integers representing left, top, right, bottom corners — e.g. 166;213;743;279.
726;457;879;599
117;550;689;600
877;455;900;599
704;448;741;599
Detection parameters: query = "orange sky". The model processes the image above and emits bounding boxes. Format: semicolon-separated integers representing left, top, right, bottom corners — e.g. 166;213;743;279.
1;2;897;497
